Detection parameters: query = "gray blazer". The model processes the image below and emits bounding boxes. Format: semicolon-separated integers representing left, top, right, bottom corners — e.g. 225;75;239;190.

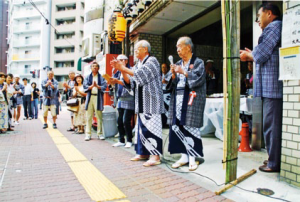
167;56;206;128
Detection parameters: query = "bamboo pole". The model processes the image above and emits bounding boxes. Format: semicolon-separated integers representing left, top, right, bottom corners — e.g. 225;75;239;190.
221;0;228;170
215;169;257;195
225;0;241;183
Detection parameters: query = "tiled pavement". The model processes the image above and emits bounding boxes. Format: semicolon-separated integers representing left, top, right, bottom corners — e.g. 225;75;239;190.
0;108;234;202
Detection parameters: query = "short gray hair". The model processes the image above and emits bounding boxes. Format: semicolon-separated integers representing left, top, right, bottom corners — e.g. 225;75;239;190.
178;36;194;52
136;40;151;53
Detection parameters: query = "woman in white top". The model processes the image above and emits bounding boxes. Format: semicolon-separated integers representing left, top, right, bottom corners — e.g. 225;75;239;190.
72;74;87;134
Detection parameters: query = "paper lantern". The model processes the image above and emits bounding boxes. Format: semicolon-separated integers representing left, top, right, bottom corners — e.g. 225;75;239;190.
108;10;127;42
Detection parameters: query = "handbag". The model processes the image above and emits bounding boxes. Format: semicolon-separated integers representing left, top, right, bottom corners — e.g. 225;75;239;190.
67;105;79;113
66;98;79;106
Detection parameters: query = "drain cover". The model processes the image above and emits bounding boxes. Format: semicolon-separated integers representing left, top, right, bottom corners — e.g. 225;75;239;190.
257;188;274;196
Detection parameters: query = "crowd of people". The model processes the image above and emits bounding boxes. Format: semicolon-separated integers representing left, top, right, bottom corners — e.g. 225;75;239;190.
0;2;282;173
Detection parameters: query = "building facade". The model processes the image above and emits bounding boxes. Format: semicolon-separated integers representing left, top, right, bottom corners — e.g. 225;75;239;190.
7;0;51;86
0;1;9;73
50;0;84;82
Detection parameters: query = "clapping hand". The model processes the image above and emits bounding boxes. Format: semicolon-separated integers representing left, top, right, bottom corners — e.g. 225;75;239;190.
110;59;123;71
109;78;118;85
74;86;79;92
240;48;253;62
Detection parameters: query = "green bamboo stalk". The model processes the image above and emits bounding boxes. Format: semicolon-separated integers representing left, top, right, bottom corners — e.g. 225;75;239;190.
225;0;240;183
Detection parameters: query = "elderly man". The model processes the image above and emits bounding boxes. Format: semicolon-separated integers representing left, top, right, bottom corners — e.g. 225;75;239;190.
111;40;164;167
240;3;282;172
41;71;58;129
83;61;107;141
109;54;135;148
167;36;206;171
63;70;76;132
13;75;24;125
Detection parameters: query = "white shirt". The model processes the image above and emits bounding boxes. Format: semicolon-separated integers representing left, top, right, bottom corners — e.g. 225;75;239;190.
92;74;98;94
177;59;191;88
137;55;149;69
24;84;33;95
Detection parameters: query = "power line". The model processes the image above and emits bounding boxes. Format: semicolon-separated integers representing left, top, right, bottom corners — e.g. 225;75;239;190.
27;0;79;48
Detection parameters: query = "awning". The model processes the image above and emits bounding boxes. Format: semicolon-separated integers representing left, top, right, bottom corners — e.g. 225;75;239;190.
77;58;82;71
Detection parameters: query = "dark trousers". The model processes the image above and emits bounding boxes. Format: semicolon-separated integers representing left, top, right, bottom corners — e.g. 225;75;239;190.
117;108;134;143
262;97;283;170
23;95;33;118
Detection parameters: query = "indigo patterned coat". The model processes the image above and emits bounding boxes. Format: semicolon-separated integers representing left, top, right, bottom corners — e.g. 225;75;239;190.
123;56;164;114
167;55;206;128
83;72;107;111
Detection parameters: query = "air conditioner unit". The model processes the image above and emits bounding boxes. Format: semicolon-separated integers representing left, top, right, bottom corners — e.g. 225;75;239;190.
82;33;101;59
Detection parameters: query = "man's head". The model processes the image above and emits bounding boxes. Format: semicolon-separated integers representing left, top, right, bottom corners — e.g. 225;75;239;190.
22;78;28;85
176;36;193;59
117;54;129;66
248;62;253;72
257;3;281;30
161;63;169;74
134;40;150;60
91;61;100;74
47;71;54;80
14;74;20;83
205;60;214;71
69;70;75;80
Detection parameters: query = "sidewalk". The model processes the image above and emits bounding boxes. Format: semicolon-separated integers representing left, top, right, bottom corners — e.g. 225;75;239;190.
0;108;232;202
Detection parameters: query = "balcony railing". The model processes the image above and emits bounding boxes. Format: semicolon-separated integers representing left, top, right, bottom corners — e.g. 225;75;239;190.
13;24;41;33
12;53;40;61
13;39;40;47
13;10;40;19
13;0;47;5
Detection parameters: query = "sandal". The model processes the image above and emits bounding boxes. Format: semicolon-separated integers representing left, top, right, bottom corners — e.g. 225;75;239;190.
189;161;200;171
143;160;161;167
130;155;149;161
171;161;189;169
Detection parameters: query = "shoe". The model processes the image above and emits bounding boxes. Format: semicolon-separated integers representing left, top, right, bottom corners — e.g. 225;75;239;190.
114;133;120;138
35;117;38;119
189;163;199;171
259;165;279;173
98;135;105;140
67;127;75;132
29;117;32;120
43;124;48;129
112;142;125;147
15;121;19;125
53;124;57;129
263;160;268;165
7;128;14;131
23;117;27;120
85;134;91;141
125;142;133;148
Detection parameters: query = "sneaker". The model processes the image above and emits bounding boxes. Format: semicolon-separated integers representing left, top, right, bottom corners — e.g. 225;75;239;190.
112;142;125;147
125;142;133;148
23;117;27;120
98;135;105;140
53;123;57;129
43;124;48;129
29;117;32;120
15;121;19;125
85;134;91;141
